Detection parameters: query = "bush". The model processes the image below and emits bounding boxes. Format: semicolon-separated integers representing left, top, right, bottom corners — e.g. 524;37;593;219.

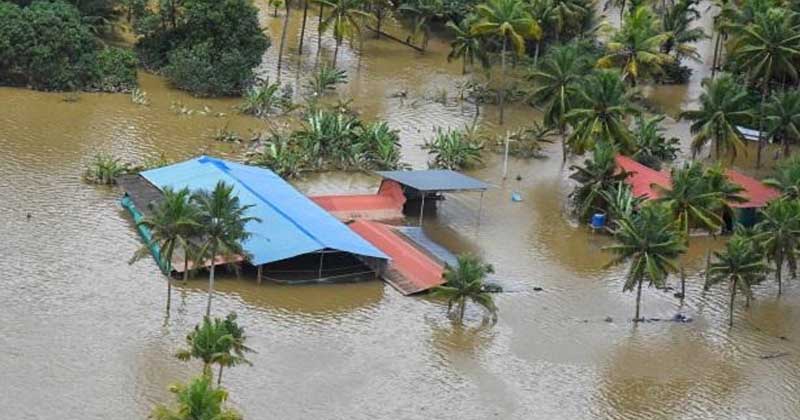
0;1;137;92
423;127;484;170
90;47;138;92
136;0;270;96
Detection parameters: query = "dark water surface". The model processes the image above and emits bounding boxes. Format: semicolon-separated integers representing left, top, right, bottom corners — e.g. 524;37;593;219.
0;3;798;419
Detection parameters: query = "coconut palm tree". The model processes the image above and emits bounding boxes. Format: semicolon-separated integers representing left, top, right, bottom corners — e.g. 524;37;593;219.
130;187;201;315
730;8;800;167
176;315;253;385
528;42;591;160
705;235;768;327
660;0;706;62
605;204;687;321
299;0;311;54
654;161;726;236
764;90;800;158
597;6;672;86
431;254;498;324
754;198;800;296
318;0;373;66
398;0;443;51
569;142;629;220
472;0;542;125
631;114;680;170
765;155;800;199
151;375;242;420
192;181;259;317
550;0;591;40
528;0;555;65
446;17;489;74
680;74;753;161
565;70;637;154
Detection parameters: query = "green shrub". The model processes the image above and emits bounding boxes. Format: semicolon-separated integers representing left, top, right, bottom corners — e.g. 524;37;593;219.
136;0;270;96
90;47;138;92
424;127;484;170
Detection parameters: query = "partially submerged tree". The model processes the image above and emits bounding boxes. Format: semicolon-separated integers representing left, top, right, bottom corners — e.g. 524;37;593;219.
176;314;253;385
431;254;498;325
754;198;800;296
705;235;768;327
151;375;242;420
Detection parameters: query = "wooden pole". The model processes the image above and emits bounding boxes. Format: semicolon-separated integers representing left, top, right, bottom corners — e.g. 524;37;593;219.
364;25;425;52
502;131;510;180
318;252;325;279
257;265;262;285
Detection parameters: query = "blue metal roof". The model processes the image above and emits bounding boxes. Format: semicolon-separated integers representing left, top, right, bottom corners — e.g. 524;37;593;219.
140;156;388;265
376;170;490;192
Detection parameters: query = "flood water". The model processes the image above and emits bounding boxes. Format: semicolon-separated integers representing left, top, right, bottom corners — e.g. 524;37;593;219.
1;3;799;419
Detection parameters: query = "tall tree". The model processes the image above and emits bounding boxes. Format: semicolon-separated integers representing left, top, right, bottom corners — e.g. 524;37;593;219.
605;204;686;321
755;198;800;296
528;42;590;161
176;314;253;385
660;0;706;62
299;0;311;54
192;181;259;317
680;74;753;161
318;0;373;66
130;187;201;315
764;90;800;158
597;6;672;86
730;8;800;167
550;0;591;41
431;254;498;324
472;0;542;125
654;161;726;236
565;70;637;154
765;155;800;199
151;375;242;420
705;235;767;327
446;17;489;74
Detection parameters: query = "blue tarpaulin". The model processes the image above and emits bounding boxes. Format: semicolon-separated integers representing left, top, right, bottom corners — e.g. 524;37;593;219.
376;170;490;192
140;156;388;266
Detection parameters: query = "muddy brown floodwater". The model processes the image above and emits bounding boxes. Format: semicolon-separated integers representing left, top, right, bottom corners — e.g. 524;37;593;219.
1;3;799;419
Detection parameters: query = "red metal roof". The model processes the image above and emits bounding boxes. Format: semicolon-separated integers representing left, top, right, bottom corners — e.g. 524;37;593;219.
310;180;406;222
724;169;781;208
348;220;445;295
614;155;671;199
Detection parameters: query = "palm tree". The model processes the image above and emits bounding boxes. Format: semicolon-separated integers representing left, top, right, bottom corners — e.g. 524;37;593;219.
765;155;800;199
597;6;672;86
654;161;725;236
318;0;373;67
151;375;242;420
431;254;498;324
565;70;637;154
528;0;555;65
176;315;253;385
705;235;768;327
680;74;753;161
730;9;800;167
299;0;311;54
764;90;800;158
569;142;629;220
660;0;706;62
528;43;590;161
398;0;443;51
755;198;800;296
550;0;591;41
446;17;489;74
130;187;201;315
192;181;259;317
605;204;687;321
472;0;542;125
277;0;293;81
631;114;680;170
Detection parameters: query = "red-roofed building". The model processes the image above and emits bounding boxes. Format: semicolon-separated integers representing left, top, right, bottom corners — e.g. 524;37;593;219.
724;169;781;209
614;155;671;199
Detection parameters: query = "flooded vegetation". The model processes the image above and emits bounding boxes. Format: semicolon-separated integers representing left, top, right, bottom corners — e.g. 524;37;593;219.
2;0;800;418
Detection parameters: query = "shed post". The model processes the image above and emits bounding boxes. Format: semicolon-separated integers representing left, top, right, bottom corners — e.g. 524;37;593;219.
419;192;426;226
257;265;262;285
318;251;325;279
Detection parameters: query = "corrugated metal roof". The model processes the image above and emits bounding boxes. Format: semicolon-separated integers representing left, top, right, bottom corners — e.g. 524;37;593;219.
725;169;781;208
615;155;671;199
376;170;490;192
140;156;388;265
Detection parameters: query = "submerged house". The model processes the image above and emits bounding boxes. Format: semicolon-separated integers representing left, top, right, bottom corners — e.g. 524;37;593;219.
615;155;781;227
120;156;389;283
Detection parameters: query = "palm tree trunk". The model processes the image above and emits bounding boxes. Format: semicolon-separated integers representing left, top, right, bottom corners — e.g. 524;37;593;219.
729;278;737;327
166;279;172;314
756;85;768;169
711;31;721;79
462;58;467;75
635;278;643;321
217;364;224;386
499;35;507;126
206;245;216;317
458;297;466;324
680;266;686;300
783;136;790;158
776;255;783;296
277;2;291;82
620;0;626;20
376;13;382;39
560;126;568;163
317;4;324;59
183;249;190;283
534;40;540;68
333;39;340;67
298;0;310;54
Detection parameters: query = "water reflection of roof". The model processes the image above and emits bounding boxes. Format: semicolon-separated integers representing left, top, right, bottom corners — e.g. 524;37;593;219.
376;170;490;192
140;156;388;265
615;155;779;208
